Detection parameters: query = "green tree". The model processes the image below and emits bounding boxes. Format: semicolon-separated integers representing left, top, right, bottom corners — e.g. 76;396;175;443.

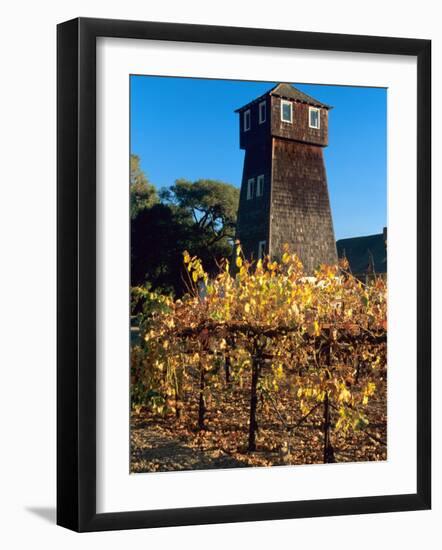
131;177;240;296
130;154;157;218
131;202;194;294
160;178;239;248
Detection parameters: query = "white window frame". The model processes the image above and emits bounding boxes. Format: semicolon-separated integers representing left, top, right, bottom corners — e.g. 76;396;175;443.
256;174;264;197
280;99;293;123
247;177;255;200
309;106;321;129
258;240;267;259
258;101;266;124
244;109;251;131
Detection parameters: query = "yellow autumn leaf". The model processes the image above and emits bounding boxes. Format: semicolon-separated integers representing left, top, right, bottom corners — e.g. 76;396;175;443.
307;320;321;337
338;386;351;403
282;252;290;264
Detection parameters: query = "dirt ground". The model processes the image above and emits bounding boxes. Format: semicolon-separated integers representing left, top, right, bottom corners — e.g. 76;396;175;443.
130;379;387;473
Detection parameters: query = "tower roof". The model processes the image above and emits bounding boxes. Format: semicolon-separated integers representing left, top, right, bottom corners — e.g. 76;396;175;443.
235;82;332;112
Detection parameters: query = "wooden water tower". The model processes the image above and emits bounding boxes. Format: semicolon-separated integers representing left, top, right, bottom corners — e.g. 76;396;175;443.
235;83;337;273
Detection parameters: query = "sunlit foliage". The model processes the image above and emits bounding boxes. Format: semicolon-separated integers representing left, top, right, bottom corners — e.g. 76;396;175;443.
132;246;386;463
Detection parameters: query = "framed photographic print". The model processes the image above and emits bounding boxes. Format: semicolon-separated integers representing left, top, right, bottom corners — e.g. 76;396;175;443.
57;17;431;532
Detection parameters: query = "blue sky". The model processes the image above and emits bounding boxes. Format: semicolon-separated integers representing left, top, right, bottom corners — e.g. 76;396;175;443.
130;76;386;241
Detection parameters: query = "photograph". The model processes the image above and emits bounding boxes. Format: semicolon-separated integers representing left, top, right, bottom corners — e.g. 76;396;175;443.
129;76;388;474
0;0;433;541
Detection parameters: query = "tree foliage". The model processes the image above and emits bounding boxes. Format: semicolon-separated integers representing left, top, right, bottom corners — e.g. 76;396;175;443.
160;178;239;246
130;154;158;219
131;202;194;295
131;175;239;295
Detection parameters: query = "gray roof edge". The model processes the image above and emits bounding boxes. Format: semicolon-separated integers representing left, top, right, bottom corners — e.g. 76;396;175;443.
234;83;333;113
234;92;268;113
336;232;385;244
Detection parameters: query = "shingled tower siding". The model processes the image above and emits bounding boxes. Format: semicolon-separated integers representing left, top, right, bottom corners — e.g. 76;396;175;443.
236;143;272;259
271;138;337;272
235;83;337;272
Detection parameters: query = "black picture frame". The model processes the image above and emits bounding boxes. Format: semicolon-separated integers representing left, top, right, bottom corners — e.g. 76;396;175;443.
57;17;431;532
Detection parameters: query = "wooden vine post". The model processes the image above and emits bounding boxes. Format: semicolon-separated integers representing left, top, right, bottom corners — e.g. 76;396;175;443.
197;362;206;431
323;328;335;463
197;329;210;431
175;379;182;420
323;392;334;463
248;341;263;452
224;336;234;385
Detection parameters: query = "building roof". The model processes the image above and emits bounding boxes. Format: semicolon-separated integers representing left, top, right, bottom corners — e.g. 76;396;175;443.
235;82;332;113
336;231;387;274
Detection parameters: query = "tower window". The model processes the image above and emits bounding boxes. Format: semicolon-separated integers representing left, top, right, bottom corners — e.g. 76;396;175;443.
258;241;266;259
309;107;320;129
247;178;255;200
259;101;266;124
256;174;264;197
244;109;251;131
281;100;293;123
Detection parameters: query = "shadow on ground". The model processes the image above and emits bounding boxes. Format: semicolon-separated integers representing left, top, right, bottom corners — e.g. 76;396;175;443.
131;430;248;473
26;506;56;524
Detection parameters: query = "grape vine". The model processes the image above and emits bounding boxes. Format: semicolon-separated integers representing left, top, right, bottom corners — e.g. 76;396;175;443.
131;245;387;465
